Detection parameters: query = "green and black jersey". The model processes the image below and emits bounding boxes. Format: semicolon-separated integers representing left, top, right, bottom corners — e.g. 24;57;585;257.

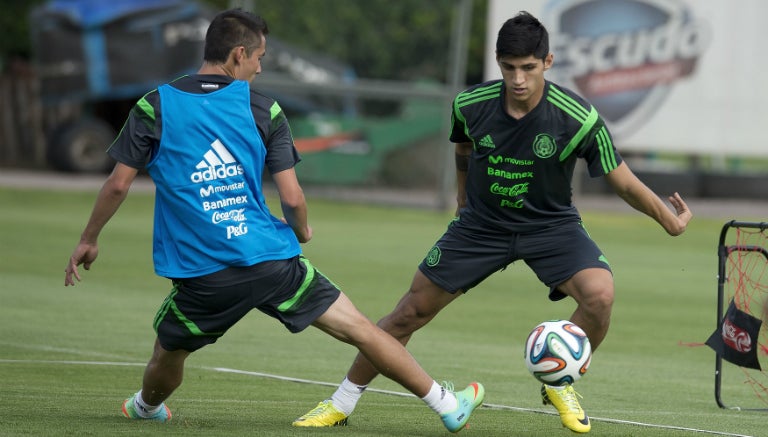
107;74;300;174
450;79;622;232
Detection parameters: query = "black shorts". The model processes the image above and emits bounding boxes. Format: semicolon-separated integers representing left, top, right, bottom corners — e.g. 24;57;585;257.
153;255;340;351
418;218;611;301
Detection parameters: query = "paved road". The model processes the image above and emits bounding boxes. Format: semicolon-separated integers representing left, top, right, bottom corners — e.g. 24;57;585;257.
1;168;767;222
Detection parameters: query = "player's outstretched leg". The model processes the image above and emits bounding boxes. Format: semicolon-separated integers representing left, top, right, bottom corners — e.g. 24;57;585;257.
541;384;590;433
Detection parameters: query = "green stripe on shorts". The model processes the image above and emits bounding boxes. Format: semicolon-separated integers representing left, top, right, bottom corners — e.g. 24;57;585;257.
277;256;316;313
154;282;223;336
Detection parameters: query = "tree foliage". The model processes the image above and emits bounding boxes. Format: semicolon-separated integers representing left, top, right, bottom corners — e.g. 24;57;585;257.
205;0;489;84
4;0;489;84
0;0;47;62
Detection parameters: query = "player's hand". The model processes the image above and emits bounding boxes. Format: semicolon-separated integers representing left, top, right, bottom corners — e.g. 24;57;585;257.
299;225;313;243
64;243;99;286
280;217;313;243
666;192;692;236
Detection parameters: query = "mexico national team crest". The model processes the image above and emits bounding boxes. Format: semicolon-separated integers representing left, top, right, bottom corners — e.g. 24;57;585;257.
544;0;709;138
425;246;441;267
532;133;557;159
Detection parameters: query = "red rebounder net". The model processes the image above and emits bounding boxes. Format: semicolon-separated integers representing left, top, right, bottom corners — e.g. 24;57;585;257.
715;220;768;410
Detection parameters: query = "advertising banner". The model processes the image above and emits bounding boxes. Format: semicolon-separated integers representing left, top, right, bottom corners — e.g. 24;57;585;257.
486;0;768;157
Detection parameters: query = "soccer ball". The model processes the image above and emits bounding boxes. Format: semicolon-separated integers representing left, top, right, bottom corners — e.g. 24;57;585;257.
524;320;592;386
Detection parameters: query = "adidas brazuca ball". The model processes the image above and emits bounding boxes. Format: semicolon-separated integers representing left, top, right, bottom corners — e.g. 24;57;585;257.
524;320;592;386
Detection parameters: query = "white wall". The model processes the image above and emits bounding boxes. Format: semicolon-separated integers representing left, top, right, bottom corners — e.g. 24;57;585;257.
486;0;768;157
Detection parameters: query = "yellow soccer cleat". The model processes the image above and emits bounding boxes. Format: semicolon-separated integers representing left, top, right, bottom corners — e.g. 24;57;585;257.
292;400;349;427
541;384;591;433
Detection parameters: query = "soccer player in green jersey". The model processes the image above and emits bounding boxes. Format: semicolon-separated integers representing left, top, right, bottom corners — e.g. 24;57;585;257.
293;11;692;433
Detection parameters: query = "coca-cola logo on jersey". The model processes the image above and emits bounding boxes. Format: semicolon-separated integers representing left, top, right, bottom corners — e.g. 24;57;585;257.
544;0;710;138
721;318;753;353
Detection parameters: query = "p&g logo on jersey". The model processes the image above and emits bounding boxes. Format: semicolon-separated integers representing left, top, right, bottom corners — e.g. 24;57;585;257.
190;138;244;183
226;223;248;239
544;0;710;138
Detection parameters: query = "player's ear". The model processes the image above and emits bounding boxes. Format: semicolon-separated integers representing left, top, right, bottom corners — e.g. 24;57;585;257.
230;45;246;64
543;53;554;71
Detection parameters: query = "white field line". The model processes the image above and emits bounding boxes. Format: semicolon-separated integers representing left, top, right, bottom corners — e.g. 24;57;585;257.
0;359;755;437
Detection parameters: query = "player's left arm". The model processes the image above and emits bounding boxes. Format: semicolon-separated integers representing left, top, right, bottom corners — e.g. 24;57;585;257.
604;162;692;236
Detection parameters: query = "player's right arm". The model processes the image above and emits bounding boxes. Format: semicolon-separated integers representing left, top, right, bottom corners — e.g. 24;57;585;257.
455;141;472;216
65;162;138;285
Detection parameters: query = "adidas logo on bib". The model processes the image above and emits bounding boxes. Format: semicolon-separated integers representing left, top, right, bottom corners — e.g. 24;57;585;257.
189;139;244;183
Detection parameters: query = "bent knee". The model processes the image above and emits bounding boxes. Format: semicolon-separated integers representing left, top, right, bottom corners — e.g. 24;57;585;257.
588;285;614;309
561;270;614;306
376;299;445;341
378;309;427;336
378;293;448;334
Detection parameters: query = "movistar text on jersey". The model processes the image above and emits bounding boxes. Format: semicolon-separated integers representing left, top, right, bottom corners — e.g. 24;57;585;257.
190;164;244;183
200;181;246;197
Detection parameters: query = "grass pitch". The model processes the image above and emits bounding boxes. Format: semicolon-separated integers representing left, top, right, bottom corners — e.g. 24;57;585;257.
0;185;764;436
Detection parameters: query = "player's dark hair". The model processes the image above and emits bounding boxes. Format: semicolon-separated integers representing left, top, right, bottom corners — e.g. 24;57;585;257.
496;11;549;60
204;9;269;64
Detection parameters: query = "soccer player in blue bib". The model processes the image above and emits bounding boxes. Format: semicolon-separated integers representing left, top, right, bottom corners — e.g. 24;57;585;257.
64;9;483;433
295;11;692;433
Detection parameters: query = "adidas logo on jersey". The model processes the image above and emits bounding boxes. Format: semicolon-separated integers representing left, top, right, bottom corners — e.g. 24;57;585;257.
478;134;496;149
189;139;244;183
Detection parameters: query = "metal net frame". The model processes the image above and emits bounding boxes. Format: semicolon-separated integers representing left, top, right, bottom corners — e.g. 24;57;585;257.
715;220;768;410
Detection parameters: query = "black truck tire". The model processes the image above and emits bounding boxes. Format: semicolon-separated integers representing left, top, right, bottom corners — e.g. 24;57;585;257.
47;118;116;173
